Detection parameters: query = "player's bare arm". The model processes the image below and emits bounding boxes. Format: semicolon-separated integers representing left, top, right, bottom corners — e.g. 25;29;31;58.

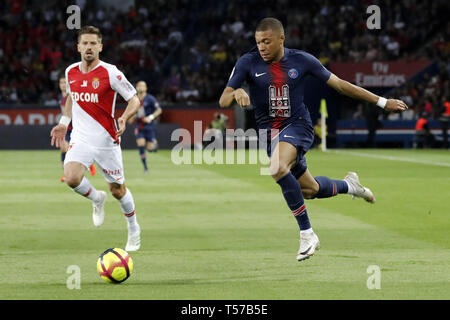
127;114;137;124
326;73;408;113
219;87;250;108
116;94;140;137
143;107;162;124
51;94;73;148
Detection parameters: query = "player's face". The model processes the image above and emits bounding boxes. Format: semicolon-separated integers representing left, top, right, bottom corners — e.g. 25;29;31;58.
255;30;284;63
77;34;103;62
59;78;66;93
136;81;147;94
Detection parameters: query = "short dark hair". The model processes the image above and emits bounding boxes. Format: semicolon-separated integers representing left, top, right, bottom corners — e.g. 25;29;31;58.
77;26;102;42
255;17;284;35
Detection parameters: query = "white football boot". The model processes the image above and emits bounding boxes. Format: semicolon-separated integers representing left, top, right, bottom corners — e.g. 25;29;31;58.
92;191;107;227
296;232;320;261
125;224;141;252
344;172;375;203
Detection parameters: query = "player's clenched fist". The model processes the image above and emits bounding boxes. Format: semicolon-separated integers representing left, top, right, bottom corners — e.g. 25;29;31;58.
385;99;408;113
233;88;250;107
50;124;67;148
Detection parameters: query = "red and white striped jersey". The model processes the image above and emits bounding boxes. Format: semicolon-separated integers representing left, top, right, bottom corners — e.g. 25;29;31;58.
65;60;136;147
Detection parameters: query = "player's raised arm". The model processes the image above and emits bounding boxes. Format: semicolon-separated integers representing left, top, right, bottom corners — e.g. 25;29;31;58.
326;73;408;113
219;87;250;108
50;93;72;148
117;94;140;137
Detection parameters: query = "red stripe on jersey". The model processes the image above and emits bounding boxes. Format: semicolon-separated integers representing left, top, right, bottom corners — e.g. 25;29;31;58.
269;62;285;86
67;65;119;143
269;62;287;130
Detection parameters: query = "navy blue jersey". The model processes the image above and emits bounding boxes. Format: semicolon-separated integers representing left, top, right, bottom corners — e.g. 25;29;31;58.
137;94;160;129
226;47;331;131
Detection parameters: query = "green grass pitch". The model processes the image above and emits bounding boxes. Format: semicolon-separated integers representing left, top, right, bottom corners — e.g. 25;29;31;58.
0;148;449;299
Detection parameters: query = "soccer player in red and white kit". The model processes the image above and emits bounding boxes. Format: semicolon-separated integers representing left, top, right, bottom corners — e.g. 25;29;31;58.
51;26;141;251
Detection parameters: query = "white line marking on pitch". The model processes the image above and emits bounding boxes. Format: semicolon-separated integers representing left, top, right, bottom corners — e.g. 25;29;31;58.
329;150;450;167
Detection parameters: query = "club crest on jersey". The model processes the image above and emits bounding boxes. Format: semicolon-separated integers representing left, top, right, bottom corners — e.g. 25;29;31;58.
269;84;291;117
288;68;299;79
92;78;100;89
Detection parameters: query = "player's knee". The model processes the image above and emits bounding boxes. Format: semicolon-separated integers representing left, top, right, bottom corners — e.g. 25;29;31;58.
136;141;145;147
146;141;157;152
65;175;83;188
270;163;290;181
109;184;126;199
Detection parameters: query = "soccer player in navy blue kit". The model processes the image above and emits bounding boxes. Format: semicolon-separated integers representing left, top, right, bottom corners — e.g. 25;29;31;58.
219;18;408;261
131;81;162;173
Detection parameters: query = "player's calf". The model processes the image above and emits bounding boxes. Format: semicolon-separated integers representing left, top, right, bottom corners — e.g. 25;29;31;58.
117;187;141;251
301;182;320;199
70;176;104;206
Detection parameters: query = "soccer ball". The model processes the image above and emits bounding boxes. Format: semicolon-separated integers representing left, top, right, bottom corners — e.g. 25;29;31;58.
97;248;133;283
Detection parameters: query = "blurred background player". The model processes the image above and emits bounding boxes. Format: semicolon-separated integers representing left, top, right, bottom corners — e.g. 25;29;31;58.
219;18;408;262
50;26;141;251
129;81;162;173
58;74;96;182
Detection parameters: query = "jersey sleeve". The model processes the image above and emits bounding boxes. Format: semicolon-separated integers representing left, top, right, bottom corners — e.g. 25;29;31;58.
146;96;161;115
226;54;251;89
153;100;161;112
109;67;137;101
304;52;331;83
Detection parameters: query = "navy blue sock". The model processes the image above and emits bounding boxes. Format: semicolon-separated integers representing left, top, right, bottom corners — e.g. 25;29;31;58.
138;147;148;170
276;173;311;231
314;176;348;198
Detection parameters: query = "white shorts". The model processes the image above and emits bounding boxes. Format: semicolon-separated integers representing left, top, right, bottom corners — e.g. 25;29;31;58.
64;140;125;184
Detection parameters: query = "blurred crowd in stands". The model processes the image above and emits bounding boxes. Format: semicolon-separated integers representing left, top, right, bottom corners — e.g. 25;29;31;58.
383;12;449;123
0;0;448;121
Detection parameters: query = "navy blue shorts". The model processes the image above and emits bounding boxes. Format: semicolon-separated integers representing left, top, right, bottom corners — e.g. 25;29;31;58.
135;127;157;142
266;119;314;179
